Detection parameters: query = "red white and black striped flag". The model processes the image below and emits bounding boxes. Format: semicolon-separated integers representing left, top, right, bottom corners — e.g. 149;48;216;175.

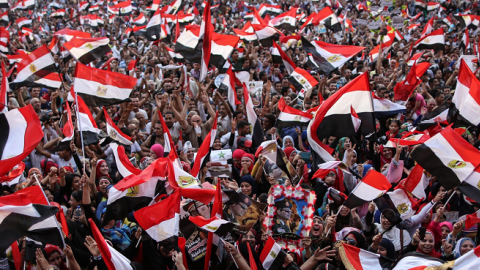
338;243;382;270
259;236;287;270
271;42;296;74
452;59;480;126
288;67;318;99
0;106;43;176
243;83;264;149
146;9;162;41
190;112;218;178
411;126;480;190
103;108;132;146
12;45;58;86
277;97;313;128
73;62;136;107
343;170;392;209
199;0;212;81
63;37;111;64
219;66;242;111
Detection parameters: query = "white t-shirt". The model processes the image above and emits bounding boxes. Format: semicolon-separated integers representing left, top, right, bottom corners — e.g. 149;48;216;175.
51;154;77;172
129;109;148;120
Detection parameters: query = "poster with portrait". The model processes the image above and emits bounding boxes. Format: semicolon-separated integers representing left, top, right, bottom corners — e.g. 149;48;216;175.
247;81;263;106
223;191;267;235
264;185;316;237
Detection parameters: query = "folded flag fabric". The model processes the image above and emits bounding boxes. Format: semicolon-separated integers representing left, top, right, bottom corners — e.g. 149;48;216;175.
343;170;392;209
259;236;287;270
338;243;382;270
188;216;235;237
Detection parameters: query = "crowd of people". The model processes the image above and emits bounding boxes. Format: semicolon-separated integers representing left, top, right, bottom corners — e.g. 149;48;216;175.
1;0;480;269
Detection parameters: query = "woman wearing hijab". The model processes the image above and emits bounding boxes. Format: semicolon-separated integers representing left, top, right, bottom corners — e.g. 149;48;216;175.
453;238;476;258
335;137;352;161
405;228;454;260
231;149;246;182
238;175;257;198
240;153;255;177
44;245;68;270
369;234;396;270
150;144;164;159
282;135;297;150
89;158;112;208
365;208;411;252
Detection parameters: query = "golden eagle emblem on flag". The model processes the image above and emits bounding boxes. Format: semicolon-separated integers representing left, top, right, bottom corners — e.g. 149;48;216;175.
396;203;409;214
126;186;139;197
206;225;218;231
270;251;277;258
178;176;196;187
447;160;467;169
327;55;342;63
109;129;117;139
300;78;306;84
85;43;94;49
294;115;302;121
29;64;37;73
96;85;108;96
477;180;480;190
156;226;171;240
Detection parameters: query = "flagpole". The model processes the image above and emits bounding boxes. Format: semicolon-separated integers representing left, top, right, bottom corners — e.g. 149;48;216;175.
443;190;456;207
74;91;86;170
33;174;66;248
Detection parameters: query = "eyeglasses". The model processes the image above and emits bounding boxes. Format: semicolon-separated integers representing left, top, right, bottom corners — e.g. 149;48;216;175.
281;209;291;213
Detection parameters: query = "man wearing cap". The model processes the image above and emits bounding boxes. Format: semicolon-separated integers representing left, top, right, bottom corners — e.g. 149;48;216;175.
272;200;292;234
236;137;252;152
225;195;251;223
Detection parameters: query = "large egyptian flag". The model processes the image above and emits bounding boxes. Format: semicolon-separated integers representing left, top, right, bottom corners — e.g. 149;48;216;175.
277;97;313;128
372;93;406;117
268;8;297;32
16;17;31;29
0;187;61;253
252;23;283;47
174;25;202;62
338;243;382;270
210;34;239;71
134;190;180;243
392;253;444;269
233;28;257;42
411;126;480;190
0;106;43;176
146;9;162;41
271;42;295;74
220;66;242;111
0;11;8;25
243;83;264;149
12;45;58;86
191;112;218;178
73;62;136;107
343;170;392;209
259;236;287;270
288;67;318;98
308;72;375;144
312;6;341;32
452;59;480;126
63;37;111;64
414;28;445;51
103;108;132;146
302;37;364;75
88;219;133;270
110;143;143;178
103;158;168;224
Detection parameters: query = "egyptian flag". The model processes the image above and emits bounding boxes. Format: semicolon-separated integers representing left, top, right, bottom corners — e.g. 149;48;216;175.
414;28;445;52
75;95;100;145
219;66;242;111
288;67;318;98
259;236;287;270
390;130;431;147
465;210;480;228
455;14;478;30
0;11;8;25
243;83;264;149
271;42;295;74
414;0;426;9
311;161;343;180
190;112;218;178
15;17;31;29
460;29;470;54
442;16;453;28
174;26;201;62
0;62;8;113
0;188;61;253
394;62;431;104
110;143;142;179
164;46;184;63
210;34;239;71
458;164;480;203
103;158;168;223
411;126;480;190
407;51;424;66
0;0;8;8
157;110;176;155
63;37;111;64
73;62;136;107
254;140;301;184
146;9;162;41
302;37;365;75
252;23;283;47
133;25;147;37
268;8;297;32
300;12;316;30
88;219;133;270
0;106;43;176
110;0;132;16
280;35;301;50
277;97;313;128
375;187;418;221
312;6;341;32
372;93;406;117
149;0;160;12
393;253;445;269
103;108;132;146
426;2;440;11
54;28;92;41
162;0;183;14
79;1;89;11
258;4;283;17
12;0;34;10
338;243;382;270
199;0;212;81
233;29;257;42
398;164;429;200
452;59;480;125
189;215;234;237
420;17;434;38
51;9;65;18
177;12;194;26
61;103;74;142
0;162;24;188
448;245;480;269
343;170;392;209
133;13;147;26
88;5;99;13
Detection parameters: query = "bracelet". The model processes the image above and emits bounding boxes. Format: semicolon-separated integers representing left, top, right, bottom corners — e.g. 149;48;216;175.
233;254;241;259
92;255;102;261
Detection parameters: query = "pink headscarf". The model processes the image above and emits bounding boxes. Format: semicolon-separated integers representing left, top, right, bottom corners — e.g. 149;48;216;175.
151;144;164;159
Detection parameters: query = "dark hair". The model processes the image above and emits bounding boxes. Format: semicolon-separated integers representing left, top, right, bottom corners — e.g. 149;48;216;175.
237;120;249;129
71;190;82;202
435;91;445;98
